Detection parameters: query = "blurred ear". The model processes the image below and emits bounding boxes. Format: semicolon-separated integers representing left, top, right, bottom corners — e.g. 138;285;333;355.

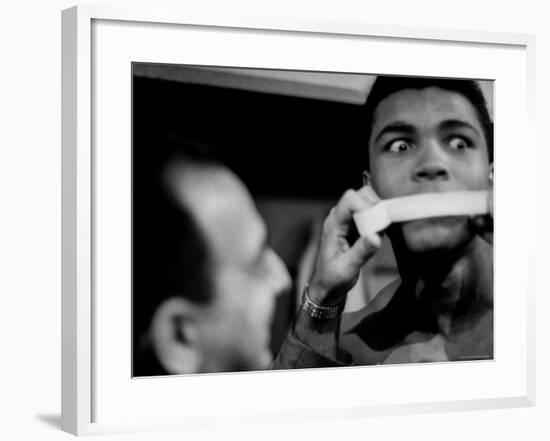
362;170;372;187
489;163;494;184
150;297;202;375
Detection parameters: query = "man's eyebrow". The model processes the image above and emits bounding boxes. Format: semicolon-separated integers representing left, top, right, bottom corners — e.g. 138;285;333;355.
438;119;481;136
373;121;416;144
373;119;482;144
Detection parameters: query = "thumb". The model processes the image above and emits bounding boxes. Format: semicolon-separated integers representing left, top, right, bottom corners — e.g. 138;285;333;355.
344;233;381;269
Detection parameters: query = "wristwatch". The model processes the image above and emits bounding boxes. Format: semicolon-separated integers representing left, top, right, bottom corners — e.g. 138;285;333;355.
301;283;345;320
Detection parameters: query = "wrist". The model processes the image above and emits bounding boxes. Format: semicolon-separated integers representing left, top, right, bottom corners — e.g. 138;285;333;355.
307;280;346;308
294;302;341;360
301;282;345;320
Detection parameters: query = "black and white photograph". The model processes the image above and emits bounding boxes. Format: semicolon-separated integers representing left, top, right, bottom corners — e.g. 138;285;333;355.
131;64;495;376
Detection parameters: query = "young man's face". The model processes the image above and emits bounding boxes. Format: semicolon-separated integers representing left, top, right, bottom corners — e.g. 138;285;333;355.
368;86;491;253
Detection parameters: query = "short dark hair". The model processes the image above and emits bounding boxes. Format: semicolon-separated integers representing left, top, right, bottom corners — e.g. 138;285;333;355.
132;135;219;376
361;76;493;169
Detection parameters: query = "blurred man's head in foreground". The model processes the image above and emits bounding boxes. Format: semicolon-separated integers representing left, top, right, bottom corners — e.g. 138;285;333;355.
133;137;291;376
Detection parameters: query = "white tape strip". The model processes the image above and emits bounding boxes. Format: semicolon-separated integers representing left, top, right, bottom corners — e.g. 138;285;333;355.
353;191;490;236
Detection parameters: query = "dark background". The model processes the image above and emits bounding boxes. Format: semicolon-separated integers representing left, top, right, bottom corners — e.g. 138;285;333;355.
132;76;369;198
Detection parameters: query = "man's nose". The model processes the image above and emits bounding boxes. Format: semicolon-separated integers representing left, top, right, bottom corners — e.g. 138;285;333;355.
268;249;292;295
413;142;450;181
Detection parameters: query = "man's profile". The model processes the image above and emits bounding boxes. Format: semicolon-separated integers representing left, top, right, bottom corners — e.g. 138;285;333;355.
273;76;494;368
133;138;291;375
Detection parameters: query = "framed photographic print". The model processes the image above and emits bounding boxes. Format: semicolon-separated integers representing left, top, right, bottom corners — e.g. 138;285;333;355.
62;5;536;436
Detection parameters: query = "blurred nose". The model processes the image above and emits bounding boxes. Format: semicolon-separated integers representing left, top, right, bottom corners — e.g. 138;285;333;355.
267;249;292;297
413;141;450;182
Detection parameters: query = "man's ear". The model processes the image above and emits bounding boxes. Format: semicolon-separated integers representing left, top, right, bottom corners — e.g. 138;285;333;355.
149;297;202;375
489;163;494;184
362;170;372;188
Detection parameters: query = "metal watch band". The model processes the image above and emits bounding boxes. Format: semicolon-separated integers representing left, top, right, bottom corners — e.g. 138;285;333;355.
301;283;345;320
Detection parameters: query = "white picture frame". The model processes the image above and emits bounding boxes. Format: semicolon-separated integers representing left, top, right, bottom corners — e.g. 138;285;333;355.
61;5;536;436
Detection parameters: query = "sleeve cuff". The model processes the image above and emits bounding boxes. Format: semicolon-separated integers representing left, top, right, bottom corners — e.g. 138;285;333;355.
271;328;352;370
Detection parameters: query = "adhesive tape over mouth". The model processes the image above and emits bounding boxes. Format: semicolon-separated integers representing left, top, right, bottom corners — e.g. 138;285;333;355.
353;191;490;236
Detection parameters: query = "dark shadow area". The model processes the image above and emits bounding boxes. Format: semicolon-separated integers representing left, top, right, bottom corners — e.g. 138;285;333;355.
133;76;368;199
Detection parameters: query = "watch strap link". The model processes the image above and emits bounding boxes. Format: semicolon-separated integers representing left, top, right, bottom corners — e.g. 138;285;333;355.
301;283;345;320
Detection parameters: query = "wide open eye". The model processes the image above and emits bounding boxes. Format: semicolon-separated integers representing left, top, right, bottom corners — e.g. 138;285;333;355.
448;136;472;150
385;139;413;153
